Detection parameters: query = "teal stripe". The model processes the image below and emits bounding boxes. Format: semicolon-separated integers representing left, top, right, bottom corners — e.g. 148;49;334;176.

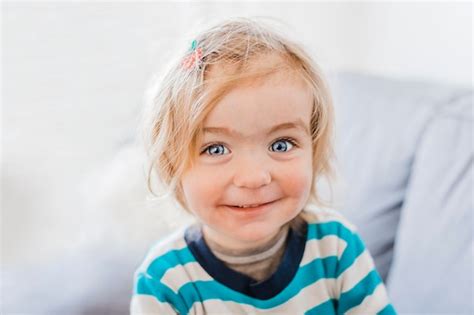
146;247;196;279
305;298;337;315
134;247;197;314
307;221;347;241
307;221;366;277
337;232;366;276
175;256;339;313
134;220;373;314
337;269;382;314
135;273;188;314
377;303;397;315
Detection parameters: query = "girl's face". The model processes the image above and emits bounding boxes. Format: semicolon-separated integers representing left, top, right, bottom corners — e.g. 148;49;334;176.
181;72;314;251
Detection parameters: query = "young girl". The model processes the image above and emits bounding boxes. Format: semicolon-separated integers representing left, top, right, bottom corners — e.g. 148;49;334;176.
131;17;396;314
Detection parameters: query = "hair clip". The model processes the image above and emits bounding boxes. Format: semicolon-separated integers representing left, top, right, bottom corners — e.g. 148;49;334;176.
182;39;203;70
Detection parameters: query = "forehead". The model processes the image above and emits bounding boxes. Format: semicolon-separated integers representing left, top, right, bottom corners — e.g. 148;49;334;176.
203;71;313;138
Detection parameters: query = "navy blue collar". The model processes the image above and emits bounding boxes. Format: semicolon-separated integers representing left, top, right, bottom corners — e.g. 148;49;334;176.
184;222;307;300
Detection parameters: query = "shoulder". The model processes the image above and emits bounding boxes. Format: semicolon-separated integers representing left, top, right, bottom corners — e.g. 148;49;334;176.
303;204;358;234
133;225;195;286
300;204;373;274
300;204;367;259
132;224;209;314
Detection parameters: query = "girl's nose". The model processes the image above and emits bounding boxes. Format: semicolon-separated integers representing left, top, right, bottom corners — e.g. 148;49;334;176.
232;155;271;189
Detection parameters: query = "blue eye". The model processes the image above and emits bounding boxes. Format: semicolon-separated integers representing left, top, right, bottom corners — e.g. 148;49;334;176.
270;138;296;152
202;138;297;156
203;144;229;156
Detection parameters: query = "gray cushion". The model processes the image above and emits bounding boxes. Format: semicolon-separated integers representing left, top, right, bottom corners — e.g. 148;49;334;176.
326;71;472;312
386;93;473;313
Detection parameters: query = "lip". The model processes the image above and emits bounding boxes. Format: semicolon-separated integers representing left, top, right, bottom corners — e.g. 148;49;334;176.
223;199;279;214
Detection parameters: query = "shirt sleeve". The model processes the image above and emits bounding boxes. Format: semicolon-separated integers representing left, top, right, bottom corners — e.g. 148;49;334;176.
130;294;177;315
130;271;179;315
335;227;397;315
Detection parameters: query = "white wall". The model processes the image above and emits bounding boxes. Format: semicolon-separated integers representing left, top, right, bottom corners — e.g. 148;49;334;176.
2;2;472;266
192;1;472;87
356;2;472;87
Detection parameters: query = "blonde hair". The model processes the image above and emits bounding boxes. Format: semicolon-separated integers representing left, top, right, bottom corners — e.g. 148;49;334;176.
141;17;336;212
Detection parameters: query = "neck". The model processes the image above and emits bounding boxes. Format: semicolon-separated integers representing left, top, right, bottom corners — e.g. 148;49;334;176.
202;224;289;256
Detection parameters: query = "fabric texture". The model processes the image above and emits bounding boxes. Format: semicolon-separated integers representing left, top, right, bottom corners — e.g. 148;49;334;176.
130;205;396;314
204;223;289;282
324;71;472;312
385;92;473;313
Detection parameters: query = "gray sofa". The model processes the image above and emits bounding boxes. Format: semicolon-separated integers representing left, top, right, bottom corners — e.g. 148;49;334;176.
2;71;472;314
327;71;472;313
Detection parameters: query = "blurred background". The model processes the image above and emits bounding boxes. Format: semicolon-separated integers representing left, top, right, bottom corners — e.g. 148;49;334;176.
2;1;472;314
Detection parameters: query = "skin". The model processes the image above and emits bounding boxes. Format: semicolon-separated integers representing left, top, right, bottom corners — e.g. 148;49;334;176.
180;69;314;252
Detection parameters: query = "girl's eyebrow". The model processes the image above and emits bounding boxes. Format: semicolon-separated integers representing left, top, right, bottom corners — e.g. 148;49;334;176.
203;119;310;138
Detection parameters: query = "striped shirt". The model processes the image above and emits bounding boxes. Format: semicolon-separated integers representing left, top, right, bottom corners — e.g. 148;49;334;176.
131;205;396;314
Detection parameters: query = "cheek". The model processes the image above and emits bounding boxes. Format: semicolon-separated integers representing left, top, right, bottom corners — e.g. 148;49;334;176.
277;159;313;198
181;167;224;209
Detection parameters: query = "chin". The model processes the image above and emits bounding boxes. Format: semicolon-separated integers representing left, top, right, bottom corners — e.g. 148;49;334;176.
228;223;282;244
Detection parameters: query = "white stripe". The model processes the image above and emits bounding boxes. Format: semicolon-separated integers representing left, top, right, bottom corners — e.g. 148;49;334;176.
189;299;258;314
155;233;347;296
187;278;338;314
301;235;347;266
337;249;376;297
304;205;358;232
130;294;177;315
269;277;338;313
136;235;188;275
345;283;391;315
161;261;213;293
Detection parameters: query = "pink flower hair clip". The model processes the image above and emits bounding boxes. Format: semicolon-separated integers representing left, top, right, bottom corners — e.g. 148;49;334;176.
181;39;203;70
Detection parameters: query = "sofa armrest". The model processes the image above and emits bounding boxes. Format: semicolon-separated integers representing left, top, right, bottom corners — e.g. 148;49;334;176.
386;93;473;313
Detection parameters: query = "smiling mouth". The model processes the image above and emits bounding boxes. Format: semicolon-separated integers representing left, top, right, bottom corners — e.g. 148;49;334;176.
225;200;278;211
